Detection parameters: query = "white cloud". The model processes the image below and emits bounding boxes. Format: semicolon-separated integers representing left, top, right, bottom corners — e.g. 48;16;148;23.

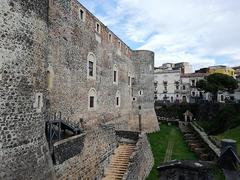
81;0;240;70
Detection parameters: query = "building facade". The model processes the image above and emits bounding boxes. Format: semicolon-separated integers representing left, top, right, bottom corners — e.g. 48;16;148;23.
154;70;181;103
0;0;159;179
154;63;205;103
180;73;209;103
208;65;236;78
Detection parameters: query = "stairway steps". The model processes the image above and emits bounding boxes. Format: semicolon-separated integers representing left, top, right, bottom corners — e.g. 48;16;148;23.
102;143;136;180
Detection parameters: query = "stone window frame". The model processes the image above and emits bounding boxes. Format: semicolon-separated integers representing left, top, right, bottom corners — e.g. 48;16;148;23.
116;90;121;107
95;22;101;34
87;52;96;80
125;47;128;55
79;7;86;22
128;72;132;87
33;93;43;113
46;66;54;90
88;88;97;111
149;64;152;71
108;33;112;42
113;64;118;85
138;90;143;96
118;40;121;49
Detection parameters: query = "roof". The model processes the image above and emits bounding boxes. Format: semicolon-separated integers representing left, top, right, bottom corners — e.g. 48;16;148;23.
218;146;240;170
181;73;208;78
157;160;211;172
184;110;193;116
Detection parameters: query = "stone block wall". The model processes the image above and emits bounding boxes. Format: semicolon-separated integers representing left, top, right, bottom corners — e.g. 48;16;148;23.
54;125;117;179
124;133;154;180
53;133;86;165
0;1;54;179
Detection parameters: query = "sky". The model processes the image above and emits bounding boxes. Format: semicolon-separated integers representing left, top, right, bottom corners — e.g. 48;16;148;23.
79;0;240;70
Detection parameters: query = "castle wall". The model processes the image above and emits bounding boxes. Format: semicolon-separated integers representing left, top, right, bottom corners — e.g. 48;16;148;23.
1;0;159;179
0;0;54;179
54;125;117;179
124;133;154;180
47;0;135;129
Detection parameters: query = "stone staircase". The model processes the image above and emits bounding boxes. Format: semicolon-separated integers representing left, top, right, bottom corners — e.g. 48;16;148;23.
102;143;135;180
179;122;214;161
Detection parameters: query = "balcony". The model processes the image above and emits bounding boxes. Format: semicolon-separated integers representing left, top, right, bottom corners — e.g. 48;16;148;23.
163;90;168;93
181;89;189;94
175;89;181;93
163;81;168;85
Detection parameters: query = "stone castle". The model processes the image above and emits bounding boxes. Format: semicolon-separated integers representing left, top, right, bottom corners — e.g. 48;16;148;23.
0;0;159;179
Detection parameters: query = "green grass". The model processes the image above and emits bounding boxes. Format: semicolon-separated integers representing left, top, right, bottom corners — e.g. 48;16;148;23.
215;125;240;155
146;124;197;180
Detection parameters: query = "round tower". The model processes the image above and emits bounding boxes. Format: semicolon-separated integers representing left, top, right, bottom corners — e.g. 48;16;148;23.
131;50;159;132
0;1;54;179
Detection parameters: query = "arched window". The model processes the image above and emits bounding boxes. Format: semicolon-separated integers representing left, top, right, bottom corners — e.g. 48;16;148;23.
79;8;85;22
87;52;96;80
88;88;97;110
116;90;121;107
113;64;118;84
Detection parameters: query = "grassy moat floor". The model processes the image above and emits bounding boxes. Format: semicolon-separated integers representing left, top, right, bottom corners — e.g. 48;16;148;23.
214;125;240;155
147;124;224;180
146;124;197;180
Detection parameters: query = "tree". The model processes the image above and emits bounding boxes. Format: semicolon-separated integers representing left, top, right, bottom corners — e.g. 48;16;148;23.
196;73;238;102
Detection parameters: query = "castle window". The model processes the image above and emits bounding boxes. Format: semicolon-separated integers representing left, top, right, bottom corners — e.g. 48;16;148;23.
113;65;118;84
33;93;43;113
108;33;112;42
46;66;54;90
139;90;143;96
79;8;85;21
88;88;97;110
125;47;128;54
95;22;101;34
90;96;94;108
116;91;121;107
89;61;93;76
128;76;131;86
118;41;121;49
37;95;41;108
87;52;96;79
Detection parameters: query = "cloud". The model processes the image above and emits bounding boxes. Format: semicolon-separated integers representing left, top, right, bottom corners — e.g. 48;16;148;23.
80;0;240;70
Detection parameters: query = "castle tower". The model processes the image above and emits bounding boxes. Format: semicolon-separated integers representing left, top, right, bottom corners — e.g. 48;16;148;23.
131;50;160;132
0;1;54;179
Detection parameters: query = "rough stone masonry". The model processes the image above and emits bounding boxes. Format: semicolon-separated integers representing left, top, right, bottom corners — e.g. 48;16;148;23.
0;0;159;179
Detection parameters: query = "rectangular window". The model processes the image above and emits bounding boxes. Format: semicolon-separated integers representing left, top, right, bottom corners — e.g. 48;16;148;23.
128;76;130;86
89;61;93;76
114;71;117;82
116;97;119;106
90;96;94;108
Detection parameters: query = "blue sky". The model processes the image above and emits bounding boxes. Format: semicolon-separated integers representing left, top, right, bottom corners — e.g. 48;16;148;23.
79;0;240;70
